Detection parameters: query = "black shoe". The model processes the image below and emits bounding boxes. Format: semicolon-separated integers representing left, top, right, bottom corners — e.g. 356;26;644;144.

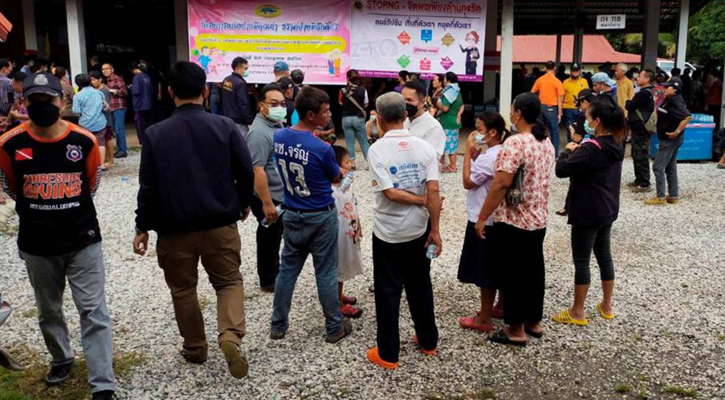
114;151;128;158
260;284;275;293
325;319;353;343
92;390;115;400
270;330;286;340
45;361;74;385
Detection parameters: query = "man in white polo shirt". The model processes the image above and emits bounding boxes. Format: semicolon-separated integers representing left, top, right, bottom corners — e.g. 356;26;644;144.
401;81;446;159
365;92;443;370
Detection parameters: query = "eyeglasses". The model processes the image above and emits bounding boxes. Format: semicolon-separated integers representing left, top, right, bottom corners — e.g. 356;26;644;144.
263;102;286;108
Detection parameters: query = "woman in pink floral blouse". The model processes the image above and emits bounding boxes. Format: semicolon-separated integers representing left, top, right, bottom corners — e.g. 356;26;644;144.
475;92;555;346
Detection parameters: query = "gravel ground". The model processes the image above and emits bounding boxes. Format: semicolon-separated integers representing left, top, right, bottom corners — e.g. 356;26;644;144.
1;151;725;400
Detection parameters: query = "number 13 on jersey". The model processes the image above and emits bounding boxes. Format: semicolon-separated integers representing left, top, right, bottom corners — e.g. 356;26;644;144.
277;159;311;197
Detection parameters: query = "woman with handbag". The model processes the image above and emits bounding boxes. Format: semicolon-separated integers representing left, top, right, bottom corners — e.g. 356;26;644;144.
552;101;625;326
339;69;369;169
475;93;555;346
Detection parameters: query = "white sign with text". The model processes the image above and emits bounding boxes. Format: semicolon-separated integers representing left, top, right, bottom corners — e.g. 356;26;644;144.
596;14;626;30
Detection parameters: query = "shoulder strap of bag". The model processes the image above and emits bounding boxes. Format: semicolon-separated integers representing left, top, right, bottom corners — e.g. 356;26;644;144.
344;86;367;120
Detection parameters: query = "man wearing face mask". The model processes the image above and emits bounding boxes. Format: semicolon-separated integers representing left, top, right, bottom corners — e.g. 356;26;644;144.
246;84;287;292
133;61;254;379
402;81;446;159
0;72;115;400
221;57;253;136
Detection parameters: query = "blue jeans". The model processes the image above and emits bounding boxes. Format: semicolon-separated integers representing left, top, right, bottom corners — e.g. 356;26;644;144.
342;116;369;161
653;134;684;198
541;106;561;156
112;109;127;154
563;108;581;143
21;242;115;393
210;94;221;115
271;208;343;335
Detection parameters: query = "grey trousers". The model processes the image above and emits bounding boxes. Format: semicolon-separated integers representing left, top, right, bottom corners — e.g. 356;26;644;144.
653;134;684;199
21;242;115;393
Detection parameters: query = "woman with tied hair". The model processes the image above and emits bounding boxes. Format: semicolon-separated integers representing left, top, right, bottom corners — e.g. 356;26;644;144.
552;100;625;326
475;92;555;346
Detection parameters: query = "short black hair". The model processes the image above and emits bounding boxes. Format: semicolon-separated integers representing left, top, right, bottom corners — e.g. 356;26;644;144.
129;61;141;71
671;67;681;77
295;86;329;120
403;81;426;99
13;71;27;82
640;69;655;84
444;71;459;84
89;70;104;81
333;145;349;166
0;58;10;69
291;69;305;85
232;57;248;70
545;61;556;70
398;70;409;80
53;66;67;80
75;73;92;89
347;69;360;85
260;83;283;101
167;61;207;100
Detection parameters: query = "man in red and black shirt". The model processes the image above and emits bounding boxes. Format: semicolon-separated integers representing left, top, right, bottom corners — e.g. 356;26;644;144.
102;63;128;158
0;72;115;400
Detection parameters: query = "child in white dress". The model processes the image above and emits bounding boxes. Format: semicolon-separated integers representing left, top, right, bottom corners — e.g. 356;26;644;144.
332;146;363;318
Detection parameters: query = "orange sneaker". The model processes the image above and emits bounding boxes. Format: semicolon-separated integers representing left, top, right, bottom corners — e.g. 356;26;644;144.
411;334;437;356
366;347;398;370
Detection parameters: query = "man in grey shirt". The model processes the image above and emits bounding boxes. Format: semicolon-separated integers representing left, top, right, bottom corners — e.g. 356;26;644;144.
247;84;287;292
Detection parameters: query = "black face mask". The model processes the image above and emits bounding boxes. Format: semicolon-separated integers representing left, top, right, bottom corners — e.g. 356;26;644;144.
27;102;61;127
406;103;420;119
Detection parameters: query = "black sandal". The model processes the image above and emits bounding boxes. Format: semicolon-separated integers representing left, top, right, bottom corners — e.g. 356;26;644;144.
525;326;544;339
489;329;526;347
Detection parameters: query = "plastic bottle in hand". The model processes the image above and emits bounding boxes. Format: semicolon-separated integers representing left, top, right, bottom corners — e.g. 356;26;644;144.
340;172;354;193
260;205;285;228
582;134;591;144
426;244;438;260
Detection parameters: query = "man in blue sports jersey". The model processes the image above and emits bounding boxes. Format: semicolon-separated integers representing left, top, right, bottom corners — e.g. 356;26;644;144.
270;86;352;343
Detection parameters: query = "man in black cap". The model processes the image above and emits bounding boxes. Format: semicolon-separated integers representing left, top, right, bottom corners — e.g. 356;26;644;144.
645;77;691;206
562;63;590;142
625;69;657;192
0;72;115;400
277;76;296;126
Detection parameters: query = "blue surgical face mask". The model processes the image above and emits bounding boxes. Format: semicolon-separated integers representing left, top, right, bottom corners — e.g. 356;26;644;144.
267;106;286;122
475;132;485;144
242;69;250;78
584;119;596;135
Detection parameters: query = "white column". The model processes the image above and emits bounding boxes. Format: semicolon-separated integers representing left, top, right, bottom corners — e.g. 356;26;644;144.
675;0;689;70
66;0;86;82
500;0;514;123
641;0;660;72
555;33;562;67
21;0;37;51
483;0;499;103
175;0;189;63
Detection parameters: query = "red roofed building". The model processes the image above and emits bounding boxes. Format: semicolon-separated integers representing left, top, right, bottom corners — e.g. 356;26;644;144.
497;35;641;70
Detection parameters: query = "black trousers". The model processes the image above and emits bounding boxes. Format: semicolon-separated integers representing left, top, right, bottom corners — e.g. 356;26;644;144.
372;228;438;363
571;223;614;285
631;129;651;187
496;223;546;326
249;195;283;287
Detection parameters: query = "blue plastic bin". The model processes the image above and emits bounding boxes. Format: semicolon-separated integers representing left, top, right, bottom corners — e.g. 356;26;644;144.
650;122;715;161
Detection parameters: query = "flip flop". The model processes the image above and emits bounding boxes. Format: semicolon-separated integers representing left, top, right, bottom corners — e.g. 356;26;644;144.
488;329;526;347
458;316;494;333
596;303;615;320
551;309;588;326
525;326;544;339
0;347;25;371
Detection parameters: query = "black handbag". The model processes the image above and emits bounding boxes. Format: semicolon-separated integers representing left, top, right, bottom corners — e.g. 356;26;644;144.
505;165;525;205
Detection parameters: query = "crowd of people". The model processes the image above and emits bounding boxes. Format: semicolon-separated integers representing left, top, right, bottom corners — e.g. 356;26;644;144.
0;50;723;399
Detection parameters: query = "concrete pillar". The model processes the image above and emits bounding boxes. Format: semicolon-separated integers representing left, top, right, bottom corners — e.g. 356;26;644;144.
675;0;689;70
66;0;87;82
641;0;661;72
500;0;514;123
572;0;583;66
175;0;189;63
555;33;562;67
21;0;37;51
483;0;499;104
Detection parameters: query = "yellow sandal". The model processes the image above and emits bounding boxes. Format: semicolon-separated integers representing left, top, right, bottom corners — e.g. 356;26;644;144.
552;309;588;326
596;303;615;320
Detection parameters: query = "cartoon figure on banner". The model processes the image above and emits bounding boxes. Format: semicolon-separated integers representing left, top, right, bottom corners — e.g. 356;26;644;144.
196;46;212;74
208;48;224;76
328;53;335;77
459;31;480;75
333;49;342;77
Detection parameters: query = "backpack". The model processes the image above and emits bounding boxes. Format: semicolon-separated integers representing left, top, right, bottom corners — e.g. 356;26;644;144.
635;88;658;134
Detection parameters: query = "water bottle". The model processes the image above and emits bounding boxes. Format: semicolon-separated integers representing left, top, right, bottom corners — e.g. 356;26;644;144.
582;134;591;144
260;204;285;228
339;172;354;193
426;244;438;260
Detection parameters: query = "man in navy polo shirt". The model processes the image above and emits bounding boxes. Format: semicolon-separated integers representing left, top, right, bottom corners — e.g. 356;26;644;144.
270;86;352;343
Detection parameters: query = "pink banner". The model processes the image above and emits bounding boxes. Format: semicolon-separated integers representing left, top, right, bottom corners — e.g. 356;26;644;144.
188;0;351;84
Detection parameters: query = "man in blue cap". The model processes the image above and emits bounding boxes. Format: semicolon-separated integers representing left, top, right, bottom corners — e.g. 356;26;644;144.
273;61;290;83
591;72;619;109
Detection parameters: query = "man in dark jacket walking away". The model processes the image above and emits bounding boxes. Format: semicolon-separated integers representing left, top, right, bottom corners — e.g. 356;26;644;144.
221;57;253;136
625;69;656;192
133;61;254;379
